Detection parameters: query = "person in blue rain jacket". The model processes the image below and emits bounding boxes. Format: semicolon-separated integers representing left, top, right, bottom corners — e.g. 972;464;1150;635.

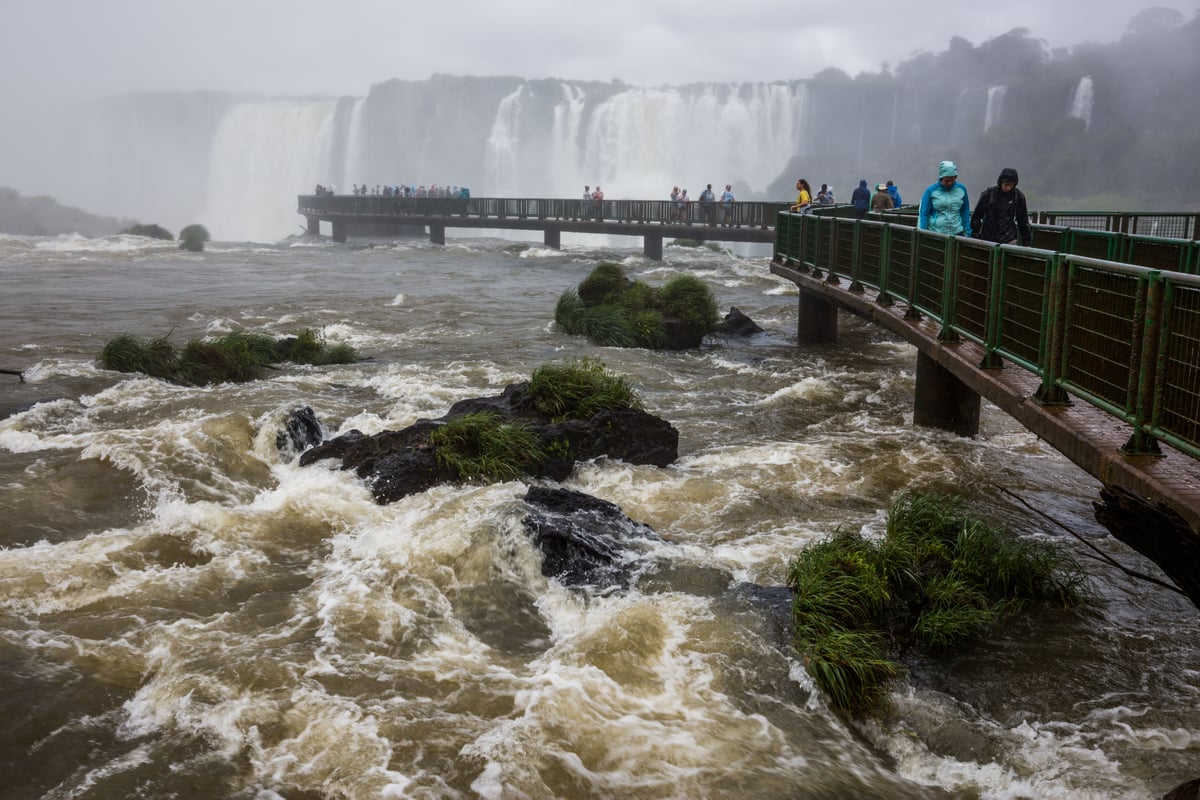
918;160;971;236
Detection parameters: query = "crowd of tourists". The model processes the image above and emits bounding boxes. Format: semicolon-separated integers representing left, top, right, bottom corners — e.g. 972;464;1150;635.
312;183;471;199
791;160;1031;246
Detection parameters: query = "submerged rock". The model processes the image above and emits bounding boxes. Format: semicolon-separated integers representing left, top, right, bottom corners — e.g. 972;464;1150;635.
275;406;326;457
522;486;660;591
720;306;764;337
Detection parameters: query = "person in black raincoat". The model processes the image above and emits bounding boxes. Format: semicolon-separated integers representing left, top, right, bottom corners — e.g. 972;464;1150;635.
970;167;1032;246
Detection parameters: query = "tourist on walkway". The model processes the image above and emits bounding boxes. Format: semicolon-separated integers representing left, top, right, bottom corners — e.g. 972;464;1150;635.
970;167;1032;246
699;184;716;224
592;186;604;220
790;179;813;214
677;189;690;222
871;183;894;212
851;180;870;219
918;161;971;236
816;184;834;205
670;186;680;221
720;184;735;224
582;186;592;219
886;180;902;208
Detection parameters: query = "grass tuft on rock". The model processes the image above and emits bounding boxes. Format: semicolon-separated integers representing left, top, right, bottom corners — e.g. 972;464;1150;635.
528;357;643;421
99;328;359;385
788;491;1095;716
429;412;545;482
555;262;719;349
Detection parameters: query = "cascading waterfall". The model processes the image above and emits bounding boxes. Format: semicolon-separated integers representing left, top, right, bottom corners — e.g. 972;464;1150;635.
202;101;339;241
984;85;1006;131
1069;75;1094;130
341;97;367;193
484;86;526;194
562;82;808;199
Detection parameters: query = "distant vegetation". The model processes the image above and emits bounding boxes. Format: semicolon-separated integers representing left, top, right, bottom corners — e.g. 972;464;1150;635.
0;187;130;237
788;491;1095;716
99;329;358;385
555;262;719;349
120;223;173;240
178;224;210;252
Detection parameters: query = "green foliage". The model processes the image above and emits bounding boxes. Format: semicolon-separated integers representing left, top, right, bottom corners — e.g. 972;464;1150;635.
428;412;545;482
556;263;720;350
528;357;643;421
178;224;210;252
98;334;178;378
787;491;1095;716
660;274;719;336
120;223;174;240
98;328;359;385
577;261;630;306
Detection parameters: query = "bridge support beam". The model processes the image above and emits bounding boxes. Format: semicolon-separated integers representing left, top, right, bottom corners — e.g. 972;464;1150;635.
913;350;981;436
643;233;663;261
798;288;837;343
331;220;347;243
544;228;561;250
429;224;445;246
306;216;320;236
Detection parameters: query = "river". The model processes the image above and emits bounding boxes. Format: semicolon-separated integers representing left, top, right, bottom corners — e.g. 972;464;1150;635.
0;231;1196;799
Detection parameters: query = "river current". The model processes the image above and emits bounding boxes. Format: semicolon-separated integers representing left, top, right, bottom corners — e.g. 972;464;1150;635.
0;231;1196;799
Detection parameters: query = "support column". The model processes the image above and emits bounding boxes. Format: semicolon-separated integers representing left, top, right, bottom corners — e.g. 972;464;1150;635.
643;233;663;261
798;288;837;343
429;224;445;246
913;350;981;436
306;216;320;235
331;220;347;243
544;227;561;250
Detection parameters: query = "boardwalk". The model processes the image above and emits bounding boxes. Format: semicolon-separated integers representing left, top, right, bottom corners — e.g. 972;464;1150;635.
297;195;786;259
771;210;1200;605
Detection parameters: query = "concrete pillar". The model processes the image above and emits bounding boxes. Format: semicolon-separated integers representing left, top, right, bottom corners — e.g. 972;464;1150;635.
430;224;445;246
643;233;663;261
306;216;320;235
331;220;347;243
798;288;837;343
544;228;561;250
913;350;981;436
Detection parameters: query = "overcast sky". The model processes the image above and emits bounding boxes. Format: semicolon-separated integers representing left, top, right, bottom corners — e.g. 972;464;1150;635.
3;0;1195;106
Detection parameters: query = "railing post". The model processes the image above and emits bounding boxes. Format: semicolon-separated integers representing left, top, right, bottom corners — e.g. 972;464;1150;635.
876;224;894;307
1122;273;1165;455
938;237;961;343
1034;254;1072;405
980;246;1004;369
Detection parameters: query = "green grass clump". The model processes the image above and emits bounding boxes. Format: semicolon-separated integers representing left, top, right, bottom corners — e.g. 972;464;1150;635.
661;274;719;337
429;412;545;482
98;328;359;385
787;491;1095;716
555;263;719;349
99;334;178;379
528;357;643;421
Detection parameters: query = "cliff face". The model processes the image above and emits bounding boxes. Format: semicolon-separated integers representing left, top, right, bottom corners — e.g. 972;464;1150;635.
0;187;132;237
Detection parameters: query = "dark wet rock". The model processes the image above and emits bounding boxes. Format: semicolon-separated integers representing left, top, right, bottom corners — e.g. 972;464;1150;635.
522;486;660;591
299;381;679;504
1163;777;1200;800
720;306;764;337
276;406;326;457
730;583;794;644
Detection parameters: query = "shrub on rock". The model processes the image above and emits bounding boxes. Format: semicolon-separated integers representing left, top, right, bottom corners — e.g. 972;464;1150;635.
178;224;210;252
555;262;720;349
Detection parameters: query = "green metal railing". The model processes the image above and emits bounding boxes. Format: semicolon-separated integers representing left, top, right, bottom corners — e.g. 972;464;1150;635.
774;212;1200;459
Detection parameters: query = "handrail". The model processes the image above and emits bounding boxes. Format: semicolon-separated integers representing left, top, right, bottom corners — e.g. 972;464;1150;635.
774;211;1200;459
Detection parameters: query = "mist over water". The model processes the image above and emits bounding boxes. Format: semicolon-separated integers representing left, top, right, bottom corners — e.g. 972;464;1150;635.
1;231;1197;798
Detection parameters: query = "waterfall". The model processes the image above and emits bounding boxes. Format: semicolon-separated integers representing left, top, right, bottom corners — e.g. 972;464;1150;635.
984;86;1006;131
201;101;338;241
1069;75;1094;130
342;97;367;193
550;81;808;199
484;86;526;194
